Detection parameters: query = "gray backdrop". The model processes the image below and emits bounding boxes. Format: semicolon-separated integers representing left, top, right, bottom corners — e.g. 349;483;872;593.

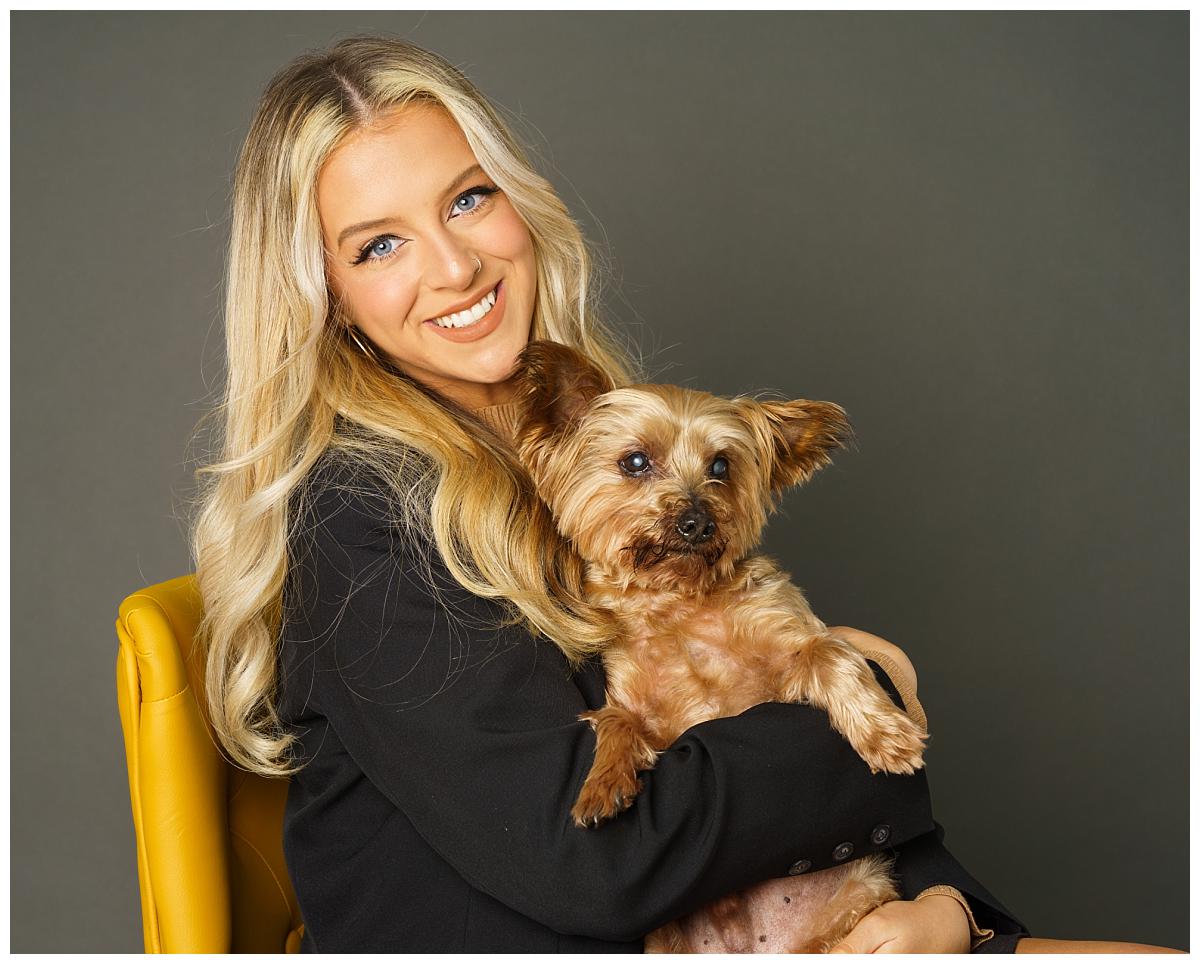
10;10;1187;953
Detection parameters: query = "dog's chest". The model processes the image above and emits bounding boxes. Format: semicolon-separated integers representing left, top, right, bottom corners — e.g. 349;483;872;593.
604;601;778;745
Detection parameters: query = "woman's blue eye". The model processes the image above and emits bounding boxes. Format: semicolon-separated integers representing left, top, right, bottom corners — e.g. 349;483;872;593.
367;237;401;260
352;184;500;266
352;234;405;265
452;189;487;215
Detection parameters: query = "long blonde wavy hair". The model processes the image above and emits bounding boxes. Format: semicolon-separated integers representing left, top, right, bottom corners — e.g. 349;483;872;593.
190;36;641;777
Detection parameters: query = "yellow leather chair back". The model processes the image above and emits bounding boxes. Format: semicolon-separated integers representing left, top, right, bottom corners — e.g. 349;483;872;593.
115;574;305;953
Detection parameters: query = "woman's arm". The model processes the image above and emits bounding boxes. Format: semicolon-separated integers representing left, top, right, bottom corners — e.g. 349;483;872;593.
1016;938;1182;953
281;460;940;943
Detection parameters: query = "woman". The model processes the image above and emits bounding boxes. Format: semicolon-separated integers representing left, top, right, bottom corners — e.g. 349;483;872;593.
190;35;1142;953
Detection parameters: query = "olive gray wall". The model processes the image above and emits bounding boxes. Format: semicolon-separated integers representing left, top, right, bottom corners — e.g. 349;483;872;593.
10;10;1186;952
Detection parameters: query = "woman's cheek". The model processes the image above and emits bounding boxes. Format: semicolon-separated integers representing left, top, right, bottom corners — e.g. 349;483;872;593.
375;274;420;323
490;205;536;260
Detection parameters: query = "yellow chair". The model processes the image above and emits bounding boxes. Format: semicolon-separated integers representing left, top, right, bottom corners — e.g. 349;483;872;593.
115;574;305;953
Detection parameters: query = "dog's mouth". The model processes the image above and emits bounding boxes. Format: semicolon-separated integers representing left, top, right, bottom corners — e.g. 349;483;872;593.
623;539;725;570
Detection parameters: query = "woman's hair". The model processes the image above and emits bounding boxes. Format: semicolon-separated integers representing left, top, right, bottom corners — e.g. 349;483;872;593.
190;35;641;777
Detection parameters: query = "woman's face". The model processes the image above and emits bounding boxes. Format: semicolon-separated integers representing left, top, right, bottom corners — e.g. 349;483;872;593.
317;103;537;409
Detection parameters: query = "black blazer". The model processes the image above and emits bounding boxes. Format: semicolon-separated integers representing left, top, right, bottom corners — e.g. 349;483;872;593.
277;453;1027;952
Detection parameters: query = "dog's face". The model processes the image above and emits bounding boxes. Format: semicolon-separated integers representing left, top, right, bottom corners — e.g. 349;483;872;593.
514;340;852;594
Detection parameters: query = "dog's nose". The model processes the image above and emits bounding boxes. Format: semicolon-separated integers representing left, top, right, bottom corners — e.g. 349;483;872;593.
676;507;716;544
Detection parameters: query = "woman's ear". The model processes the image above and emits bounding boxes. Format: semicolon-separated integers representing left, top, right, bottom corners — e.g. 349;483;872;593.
736;397;854;493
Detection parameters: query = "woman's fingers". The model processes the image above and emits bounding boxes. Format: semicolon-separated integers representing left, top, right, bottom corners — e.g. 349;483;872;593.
828;896;970;953
829;912;890;954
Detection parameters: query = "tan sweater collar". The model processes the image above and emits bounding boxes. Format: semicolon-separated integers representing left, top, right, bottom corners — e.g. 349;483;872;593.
470;400;523;443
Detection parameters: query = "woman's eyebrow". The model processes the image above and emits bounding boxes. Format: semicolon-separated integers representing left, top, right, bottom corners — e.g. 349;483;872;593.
335;163;486;247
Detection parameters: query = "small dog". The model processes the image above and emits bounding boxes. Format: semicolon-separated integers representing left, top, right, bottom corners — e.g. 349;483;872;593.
512;340;928;953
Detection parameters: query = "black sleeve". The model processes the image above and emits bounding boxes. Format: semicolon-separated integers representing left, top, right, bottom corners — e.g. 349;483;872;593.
283;461;941;943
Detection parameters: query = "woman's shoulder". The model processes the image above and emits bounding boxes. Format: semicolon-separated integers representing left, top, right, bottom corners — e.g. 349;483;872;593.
290;448;426;560
300;428;430;509
294;452;388;527
304;448;390;498
308;417;419;488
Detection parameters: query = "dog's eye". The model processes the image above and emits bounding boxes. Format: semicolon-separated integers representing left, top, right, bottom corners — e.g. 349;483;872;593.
709;457;729;479
619;451;651;476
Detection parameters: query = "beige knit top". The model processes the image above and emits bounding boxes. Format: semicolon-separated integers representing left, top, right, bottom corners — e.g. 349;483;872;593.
471;400;523;444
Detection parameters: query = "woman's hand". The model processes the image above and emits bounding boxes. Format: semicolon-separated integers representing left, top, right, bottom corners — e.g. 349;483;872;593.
829;895;971;954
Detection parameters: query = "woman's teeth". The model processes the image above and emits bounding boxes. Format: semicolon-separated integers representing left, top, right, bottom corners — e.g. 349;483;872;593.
431;284;498;329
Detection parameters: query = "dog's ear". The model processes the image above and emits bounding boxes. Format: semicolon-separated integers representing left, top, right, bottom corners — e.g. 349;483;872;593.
736;397;854;493
513;340;615;483
514;339;615;439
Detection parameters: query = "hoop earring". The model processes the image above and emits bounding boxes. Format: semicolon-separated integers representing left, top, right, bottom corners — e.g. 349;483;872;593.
346;324;376;359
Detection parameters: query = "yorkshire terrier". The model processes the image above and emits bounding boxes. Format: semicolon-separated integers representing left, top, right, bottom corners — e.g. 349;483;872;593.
512;340;928;953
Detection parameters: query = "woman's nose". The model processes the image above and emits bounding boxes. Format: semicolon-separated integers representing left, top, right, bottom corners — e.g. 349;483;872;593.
418;232;481;290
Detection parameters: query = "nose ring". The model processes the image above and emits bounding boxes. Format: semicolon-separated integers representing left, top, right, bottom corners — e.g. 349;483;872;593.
472;256;481;275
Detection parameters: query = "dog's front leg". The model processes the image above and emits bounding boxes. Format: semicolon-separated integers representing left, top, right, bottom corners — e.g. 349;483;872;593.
777;633;927;775
572;705;659;828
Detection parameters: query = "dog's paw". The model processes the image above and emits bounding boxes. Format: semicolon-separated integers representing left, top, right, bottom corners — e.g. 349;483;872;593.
571;769;642;828
854;710;928;776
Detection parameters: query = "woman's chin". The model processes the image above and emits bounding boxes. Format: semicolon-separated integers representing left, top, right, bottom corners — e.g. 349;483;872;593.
473;345;532;386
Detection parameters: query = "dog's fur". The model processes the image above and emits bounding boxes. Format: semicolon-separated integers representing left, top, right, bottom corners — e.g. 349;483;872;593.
512;340;928;953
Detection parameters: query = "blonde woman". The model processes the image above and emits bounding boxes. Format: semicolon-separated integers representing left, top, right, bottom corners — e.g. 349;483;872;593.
192;36;1063;953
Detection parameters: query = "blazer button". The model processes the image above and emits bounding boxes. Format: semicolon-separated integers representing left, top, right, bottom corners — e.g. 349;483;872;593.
788;859;812;875
832;841;854;861
871;824;891;845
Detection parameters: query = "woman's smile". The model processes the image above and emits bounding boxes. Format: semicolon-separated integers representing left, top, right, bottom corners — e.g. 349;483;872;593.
424;278;506;343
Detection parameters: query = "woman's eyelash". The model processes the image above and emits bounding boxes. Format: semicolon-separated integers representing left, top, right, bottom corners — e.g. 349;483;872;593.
351;184;501;266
